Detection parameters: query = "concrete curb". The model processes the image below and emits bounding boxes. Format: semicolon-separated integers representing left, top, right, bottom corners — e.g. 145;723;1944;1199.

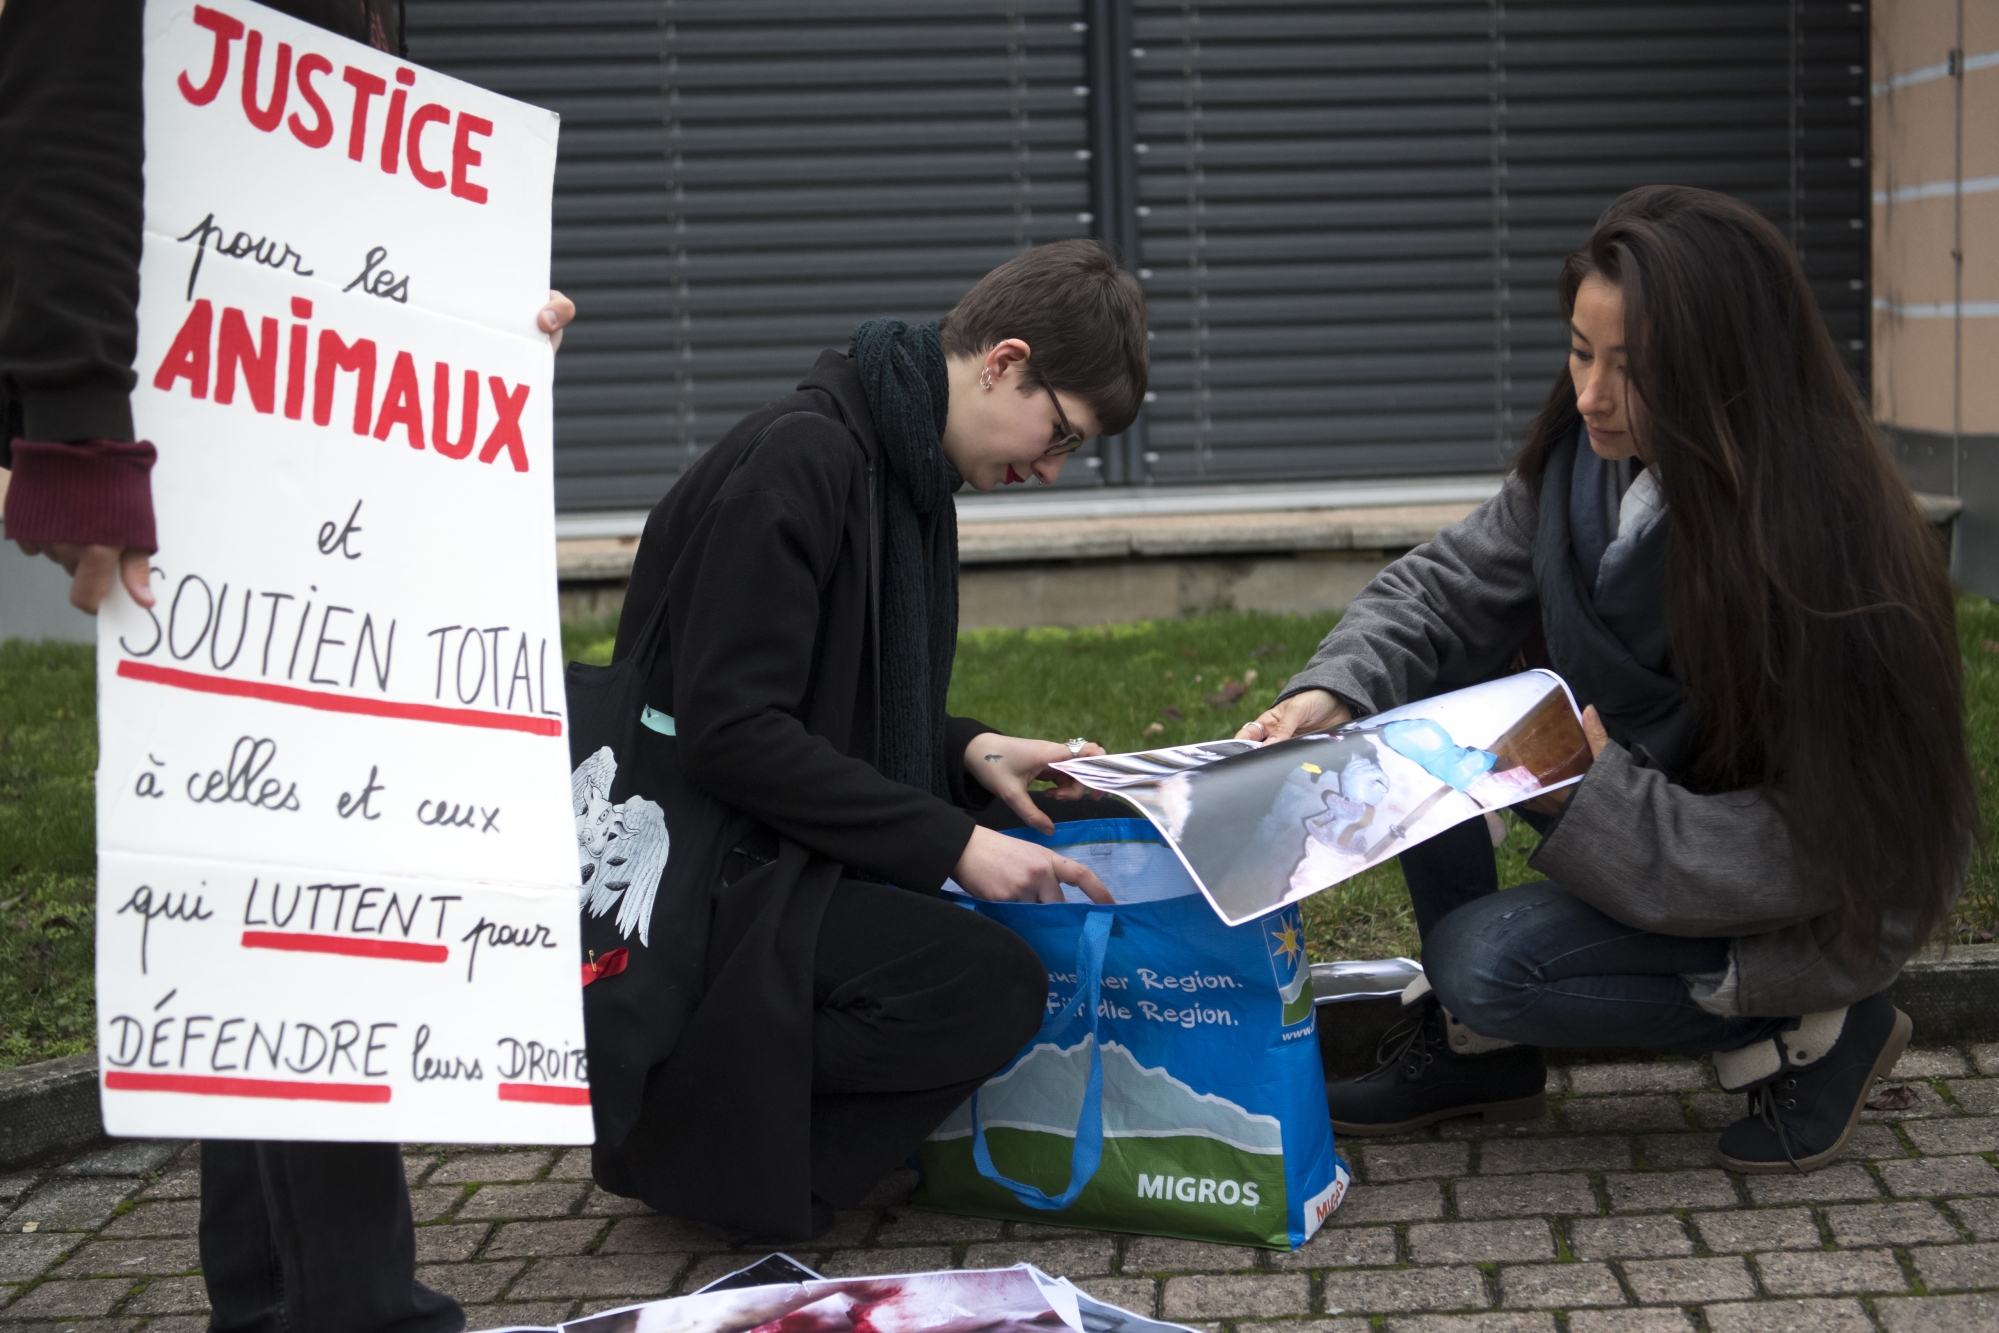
0;1053;102;1169
1315;942;1999;1077
0;948;1991;1166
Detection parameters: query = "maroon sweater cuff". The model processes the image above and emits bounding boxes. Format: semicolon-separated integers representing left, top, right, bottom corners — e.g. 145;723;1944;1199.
3;438;158;552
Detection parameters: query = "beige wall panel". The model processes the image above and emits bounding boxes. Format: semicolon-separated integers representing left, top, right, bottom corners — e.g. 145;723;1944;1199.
1874;309;1999;435
1874;78;1963;189
1872;191;1999;302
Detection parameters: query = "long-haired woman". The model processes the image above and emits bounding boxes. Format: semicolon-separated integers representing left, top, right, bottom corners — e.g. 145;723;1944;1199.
1240;185;1975;1172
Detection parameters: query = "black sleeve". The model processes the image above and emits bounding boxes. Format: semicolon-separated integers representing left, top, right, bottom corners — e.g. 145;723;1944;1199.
662;421;978;891
0;0;144;445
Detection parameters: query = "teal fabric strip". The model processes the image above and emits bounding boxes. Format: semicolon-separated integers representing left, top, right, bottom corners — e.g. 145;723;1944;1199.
640;706;677;736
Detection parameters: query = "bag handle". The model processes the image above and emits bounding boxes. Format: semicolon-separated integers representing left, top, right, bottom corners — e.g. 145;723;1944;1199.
970;909;1113;1211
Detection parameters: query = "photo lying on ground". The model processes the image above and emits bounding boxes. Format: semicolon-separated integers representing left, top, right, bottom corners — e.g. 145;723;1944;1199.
1054;670;1591;925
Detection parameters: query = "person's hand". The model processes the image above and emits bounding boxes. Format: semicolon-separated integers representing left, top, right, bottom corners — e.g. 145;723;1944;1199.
1237;687;1351;743
15;541;153;614
538;290;575;351
952;824;1113;904
1520;705;1611;813
965;731;1105;833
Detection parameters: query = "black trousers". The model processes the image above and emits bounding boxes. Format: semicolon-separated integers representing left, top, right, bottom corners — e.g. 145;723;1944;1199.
198;1140;461;1333
805;877;1047;1208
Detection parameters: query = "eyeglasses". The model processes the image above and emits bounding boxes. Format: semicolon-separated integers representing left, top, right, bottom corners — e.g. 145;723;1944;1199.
1043;386;1087;455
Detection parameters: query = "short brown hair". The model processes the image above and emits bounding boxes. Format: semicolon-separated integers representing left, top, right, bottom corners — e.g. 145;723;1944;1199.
939;239;1149;436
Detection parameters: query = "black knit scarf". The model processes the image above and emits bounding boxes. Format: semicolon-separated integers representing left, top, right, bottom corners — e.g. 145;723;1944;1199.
849;318;961;801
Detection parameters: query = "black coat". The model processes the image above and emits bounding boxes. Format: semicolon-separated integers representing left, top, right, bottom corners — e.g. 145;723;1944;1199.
600;351;993;1237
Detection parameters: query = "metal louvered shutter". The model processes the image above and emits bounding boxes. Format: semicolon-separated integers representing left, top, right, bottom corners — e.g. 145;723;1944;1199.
1126;0;1870;485
405;1;1094;513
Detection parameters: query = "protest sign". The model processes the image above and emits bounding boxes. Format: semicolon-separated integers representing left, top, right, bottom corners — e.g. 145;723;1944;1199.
90;0;587;1143
1053;670;1593;925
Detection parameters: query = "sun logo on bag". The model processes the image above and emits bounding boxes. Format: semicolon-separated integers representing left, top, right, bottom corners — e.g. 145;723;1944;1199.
1264;907;1314;1028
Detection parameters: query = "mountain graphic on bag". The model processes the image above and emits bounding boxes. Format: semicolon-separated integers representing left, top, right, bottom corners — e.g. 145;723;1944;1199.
915;818;1349;1250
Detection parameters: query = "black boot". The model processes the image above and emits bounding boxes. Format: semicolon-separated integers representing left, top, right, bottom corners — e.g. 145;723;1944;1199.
1714;992;1912;1173
1326;988;1548;1136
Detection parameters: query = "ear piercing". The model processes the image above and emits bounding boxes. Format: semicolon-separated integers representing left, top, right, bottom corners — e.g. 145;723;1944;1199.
979;368;995;390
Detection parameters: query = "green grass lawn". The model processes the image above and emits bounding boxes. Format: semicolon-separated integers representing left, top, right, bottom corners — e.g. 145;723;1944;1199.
9;600;1999;1070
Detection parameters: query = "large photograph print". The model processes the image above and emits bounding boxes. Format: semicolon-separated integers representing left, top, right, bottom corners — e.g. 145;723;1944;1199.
1053;671;1592;926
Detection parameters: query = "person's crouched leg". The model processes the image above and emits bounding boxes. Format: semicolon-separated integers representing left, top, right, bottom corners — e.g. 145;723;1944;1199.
807;880;1045;1208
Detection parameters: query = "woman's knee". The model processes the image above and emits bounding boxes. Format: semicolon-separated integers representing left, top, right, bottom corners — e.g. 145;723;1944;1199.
1424;885;1568;1036
978;922;1051;1058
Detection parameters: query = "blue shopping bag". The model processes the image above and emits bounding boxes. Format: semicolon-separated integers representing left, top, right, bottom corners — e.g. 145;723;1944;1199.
913;818;1350;1250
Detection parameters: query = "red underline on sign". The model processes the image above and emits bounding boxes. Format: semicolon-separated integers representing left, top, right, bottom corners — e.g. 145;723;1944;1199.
241;931;450;964
498;1082;590;1106
116;661;563;736
105;1070;392;1103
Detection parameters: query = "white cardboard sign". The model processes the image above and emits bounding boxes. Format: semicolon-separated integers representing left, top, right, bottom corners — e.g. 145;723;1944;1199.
91;0;589;1143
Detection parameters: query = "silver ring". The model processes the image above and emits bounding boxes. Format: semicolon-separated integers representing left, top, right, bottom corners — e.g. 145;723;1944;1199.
1065;737;1087;757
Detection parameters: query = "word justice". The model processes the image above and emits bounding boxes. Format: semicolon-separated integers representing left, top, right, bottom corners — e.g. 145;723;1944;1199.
179;5;493;204
151;297;532;472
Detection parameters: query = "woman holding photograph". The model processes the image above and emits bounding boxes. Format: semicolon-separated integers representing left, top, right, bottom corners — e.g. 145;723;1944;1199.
1241;186;1974;1173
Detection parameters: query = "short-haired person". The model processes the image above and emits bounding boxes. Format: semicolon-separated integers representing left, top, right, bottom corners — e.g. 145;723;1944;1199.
594;239;1149;1237
1240;186;1974;1173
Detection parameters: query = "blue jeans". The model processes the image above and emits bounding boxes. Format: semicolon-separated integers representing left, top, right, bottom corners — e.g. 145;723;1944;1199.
1401;817;1792;1057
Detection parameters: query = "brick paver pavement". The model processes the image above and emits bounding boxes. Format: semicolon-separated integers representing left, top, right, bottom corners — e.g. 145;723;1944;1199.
4;1045;1996;1331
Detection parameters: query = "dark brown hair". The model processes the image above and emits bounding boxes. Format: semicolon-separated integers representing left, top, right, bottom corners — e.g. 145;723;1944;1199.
940;239;1150;436
1517;185;1974;960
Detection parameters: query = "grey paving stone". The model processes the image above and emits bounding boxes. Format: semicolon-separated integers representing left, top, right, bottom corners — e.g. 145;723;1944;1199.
1876;1155;1999;1198
118;1274;207;1314
1943;1079;1999;1115
1439;1111;1564;1140
1826;1201;1960;1247
463;1301;574;1330
1238;1320;1373;1333
54;1239;200;1276
1910;1241;1999;1292
1566;1215;1695;1259
1382;1316;1556;1333
860;1169;920;1209
56;1144;178;1180
1894;1049;1972;1079
1362;1143;1470;1183
1754;1246;1908;1295
508;1253;686;1300
0;1172;36;1205
1970;1045;1999;1077
1691;1207;1821;1254
1745;1164;1882;1205
429;1152;555;1186
0;1234;84;1281
1565;1061;1709;1095
1947;1195;1999;1239
547;1149;594;1180
1605;1170;1737;1213
1499;1261;1625;1309
1901;1118;1999;1156
403;1153;438;1185
1566;1312;1694;1333
815;1213;875;1250
1317;1266;1488;1315
817;1248;954;1278
7;1181;142;1233
3;1279;136;1318
1407;1219;1555;1265
1563;1096;1689;1135
134;1318;207;1333
484;1220;605;1259
1690;1093;1748;1131
138;1165;201;1201
1861;1082;1959;1121
455;1182;588;1221
1842;1122;1909;1159
409;1187;465;1223
98;1201;200;1239
578;1189;651;1218
1875;1292;1999;1332
1453;1173;1596;1220
597;1215;735;1254
1121;1237;1258;1273
415;1261;524;1305
1636;1135;1721;1169
1322;1182;1445;1226
1703;1297;1877;1333
962;1237;1115;1278
1267;1225;1399;1270
413;1224;489;1264
1014;1222;1117;1240
1480;1137;1630;1175
874;1210;1002;1244
1619;1256;1755;1304
1070;1277;1157;1318
1160;1274;1315;1320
